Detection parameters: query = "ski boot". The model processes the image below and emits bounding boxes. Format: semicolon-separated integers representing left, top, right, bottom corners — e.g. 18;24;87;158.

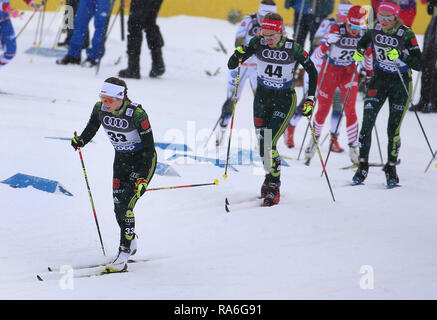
216;127;227;146
130;234;138;256
283;125;295;148
81;57;97;68
409;99;427;112
329;133;344;153
105;246;130;273
260;174;272;198
352;159;369;185
304;136;318;166
56;54;80;65
149;47;165;78
348;142;359;164
119;58;140;79
262;182;280;207
383;162;399;188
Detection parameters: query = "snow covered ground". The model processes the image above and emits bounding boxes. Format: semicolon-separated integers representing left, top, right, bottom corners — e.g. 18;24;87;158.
0;12;436;300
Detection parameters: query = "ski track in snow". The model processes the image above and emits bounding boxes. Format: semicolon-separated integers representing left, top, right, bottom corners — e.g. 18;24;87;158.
0;13;436;299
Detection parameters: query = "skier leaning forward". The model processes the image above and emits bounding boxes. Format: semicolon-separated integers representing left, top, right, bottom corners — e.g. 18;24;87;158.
71;77;157;272
304;5;373;166
352;0;422;187
227;12;318;207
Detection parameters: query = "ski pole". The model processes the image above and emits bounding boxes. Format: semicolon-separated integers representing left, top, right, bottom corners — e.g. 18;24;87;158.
15;10;37;39
146;179;219;192
307;117;336;202
203;116;221;148
374;125;384;165
297;48;331;160
424;150;437;173
223;58;242;179
392;58;435;158
74;132;106;257
321;64;359;175
120;0;125;41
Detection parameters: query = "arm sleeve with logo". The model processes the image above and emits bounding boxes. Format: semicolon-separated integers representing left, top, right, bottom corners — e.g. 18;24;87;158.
227;36;260;69
78;103;101;146
402;29;422;71
235;15;251;48
294;42;318;97
356;29;373;53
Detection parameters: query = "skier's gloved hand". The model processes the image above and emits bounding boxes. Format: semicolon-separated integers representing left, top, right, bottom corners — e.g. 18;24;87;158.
3;5;21;18
302;96;315;117
233;46;246;60
326;32;340;45
71;135;84;150
135;178;148;198
353;50;365;62
385;48;401;61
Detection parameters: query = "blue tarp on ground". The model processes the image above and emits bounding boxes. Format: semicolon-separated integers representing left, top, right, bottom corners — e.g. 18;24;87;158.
1;173;73;196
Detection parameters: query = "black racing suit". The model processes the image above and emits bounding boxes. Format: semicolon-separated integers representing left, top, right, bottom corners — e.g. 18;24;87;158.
78;100;157;249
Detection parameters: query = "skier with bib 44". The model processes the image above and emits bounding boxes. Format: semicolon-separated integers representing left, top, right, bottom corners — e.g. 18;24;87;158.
351;0;422;187
227;12;318;206
71;77;157;272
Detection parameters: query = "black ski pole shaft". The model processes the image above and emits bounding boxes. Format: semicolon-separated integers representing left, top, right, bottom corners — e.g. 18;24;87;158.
120;0;125;41
223;59;242;179
392;59;434;158
74;132;106;256
374;125;384;165
307;118;336;202
297;47;331;160
424;150;437;173
322;64;359;176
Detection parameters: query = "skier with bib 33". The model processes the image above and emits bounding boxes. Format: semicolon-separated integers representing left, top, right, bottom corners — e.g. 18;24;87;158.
71;77;157;272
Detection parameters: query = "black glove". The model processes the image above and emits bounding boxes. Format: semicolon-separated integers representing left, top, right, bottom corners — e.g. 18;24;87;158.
71;135;84;150
428;4;434;15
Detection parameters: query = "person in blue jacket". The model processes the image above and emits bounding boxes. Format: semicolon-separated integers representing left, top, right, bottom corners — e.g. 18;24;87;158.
56;0;112;66
0;0;42;69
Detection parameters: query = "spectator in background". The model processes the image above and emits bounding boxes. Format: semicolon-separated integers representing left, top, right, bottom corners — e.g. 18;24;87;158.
411;0;437;112
56;0;112;67
57;0;89;49
371;0;417;26
118;0;165;79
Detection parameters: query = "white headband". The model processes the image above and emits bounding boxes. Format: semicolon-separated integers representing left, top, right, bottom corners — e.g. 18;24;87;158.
100;82;125;99
258;3;277;17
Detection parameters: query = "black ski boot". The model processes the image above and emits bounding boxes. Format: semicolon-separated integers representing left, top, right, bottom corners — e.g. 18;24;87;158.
383;162;399;188
260;174;271;198
149;47;165;78
56;54;80;65
409;99;427;112
81;57;97;68
262;182;280;207
352;159;369;185
119;57;140;79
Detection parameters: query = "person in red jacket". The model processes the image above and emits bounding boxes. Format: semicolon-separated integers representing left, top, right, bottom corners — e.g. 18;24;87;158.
304;5;372;165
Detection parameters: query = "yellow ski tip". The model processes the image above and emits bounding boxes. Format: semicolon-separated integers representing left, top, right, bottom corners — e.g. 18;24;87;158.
214;179;219;185
222;174;228;179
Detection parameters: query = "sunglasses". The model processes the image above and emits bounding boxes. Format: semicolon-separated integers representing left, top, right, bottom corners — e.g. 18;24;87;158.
100;95;115;104
377;13;396;22
261;33;280;41
349;23;363;30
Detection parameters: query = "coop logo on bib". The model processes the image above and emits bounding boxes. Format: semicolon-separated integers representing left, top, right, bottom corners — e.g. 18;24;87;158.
375;34;399;47
103;116;129;129
262;49;289;61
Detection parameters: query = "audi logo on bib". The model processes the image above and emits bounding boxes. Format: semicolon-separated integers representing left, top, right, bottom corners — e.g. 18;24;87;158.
375;34;399;47
262;49;289;61
340;37;358;47
103;116;129;129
